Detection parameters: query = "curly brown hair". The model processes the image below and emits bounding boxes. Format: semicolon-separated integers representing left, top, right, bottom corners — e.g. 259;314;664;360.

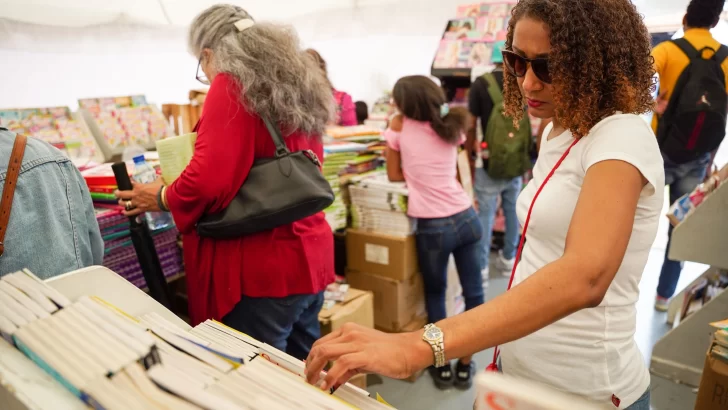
503;0;656;138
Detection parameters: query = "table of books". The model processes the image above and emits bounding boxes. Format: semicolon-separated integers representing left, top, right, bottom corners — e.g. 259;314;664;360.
0;266;390;410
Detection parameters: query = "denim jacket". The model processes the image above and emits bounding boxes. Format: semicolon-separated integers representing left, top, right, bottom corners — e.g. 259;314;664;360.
0;128;103;279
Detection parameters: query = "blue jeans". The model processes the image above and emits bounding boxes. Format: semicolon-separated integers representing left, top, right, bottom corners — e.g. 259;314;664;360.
657;153;710;299
416;207;485;323
625;389;650;410
221;292;324;361
474;169;522;270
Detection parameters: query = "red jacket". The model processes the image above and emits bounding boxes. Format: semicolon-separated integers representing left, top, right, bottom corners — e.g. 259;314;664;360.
166;73;334;325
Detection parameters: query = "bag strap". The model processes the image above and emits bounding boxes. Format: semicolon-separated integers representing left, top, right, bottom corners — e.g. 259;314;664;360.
671;38;699;59
261;116;290;158
714;44;728;64
0;134;28;257
483;73;503;107
486;137;579;372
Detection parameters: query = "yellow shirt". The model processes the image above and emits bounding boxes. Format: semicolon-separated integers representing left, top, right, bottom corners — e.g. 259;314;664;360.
651;28;728;132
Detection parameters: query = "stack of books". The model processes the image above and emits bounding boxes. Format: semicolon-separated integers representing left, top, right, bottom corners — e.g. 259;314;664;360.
710;319;728;361
349;175;414;237
1;269;394;410
326;125;383;143
82;163;184;289
322;139;388;231
323;142;368;231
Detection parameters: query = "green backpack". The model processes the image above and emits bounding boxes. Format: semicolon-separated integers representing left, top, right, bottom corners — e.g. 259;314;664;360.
482;72;532;180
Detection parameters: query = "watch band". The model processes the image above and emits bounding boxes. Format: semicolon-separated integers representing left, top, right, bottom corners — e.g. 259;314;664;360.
433;339;446;368
423;324;446;368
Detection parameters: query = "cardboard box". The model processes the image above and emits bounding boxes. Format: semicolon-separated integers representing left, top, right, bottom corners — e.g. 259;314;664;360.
347;270;425;332
318;288;374;337
346;230;418;281
402;314;429;332
695;346;728;409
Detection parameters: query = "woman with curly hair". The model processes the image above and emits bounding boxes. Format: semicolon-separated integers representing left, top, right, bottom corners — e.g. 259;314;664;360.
115;5;334;360
305;0;661;408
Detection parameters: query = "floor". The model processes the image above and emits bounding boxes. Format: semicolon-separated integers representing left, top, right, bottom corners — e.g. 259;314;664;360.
366;189;707;410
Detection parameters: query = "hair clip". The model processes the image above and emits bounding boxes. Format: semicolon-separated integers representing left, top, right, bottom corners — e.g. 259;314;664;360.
234;18;255;32
440;103;450;118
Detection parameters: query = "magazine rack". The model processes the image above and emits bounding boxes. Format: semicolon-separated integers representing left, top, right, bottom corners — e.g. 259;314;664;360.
668;178;728;270
650;181;728;387
0;266;189;410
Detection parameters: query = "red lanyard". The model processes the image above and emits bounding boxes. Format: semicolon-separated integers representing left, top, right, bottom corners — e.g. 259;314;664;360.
486;137;579;372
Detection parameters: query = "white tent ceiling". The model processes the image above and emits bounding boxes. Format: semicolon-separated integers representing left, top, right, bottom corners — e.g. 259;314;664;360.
0;0;700;27
0;0;401;27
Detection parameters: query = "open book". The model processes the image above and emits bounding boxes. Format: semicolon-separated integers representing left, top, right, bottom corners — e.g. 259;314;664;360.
155;133;197;184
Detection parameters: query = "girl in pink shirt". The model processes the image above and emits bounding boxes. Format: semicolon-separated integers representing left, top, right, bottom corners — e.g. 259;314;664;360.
384;75;484;390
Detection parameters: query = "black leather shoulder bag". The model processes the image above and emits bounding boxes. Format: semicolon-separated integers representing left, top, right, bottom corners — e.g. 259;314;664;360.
196;117;334;238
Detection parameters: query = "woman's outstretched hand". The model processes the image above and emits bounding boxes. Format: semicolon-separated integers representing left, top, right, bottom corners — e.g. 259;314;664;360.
304;323;432;391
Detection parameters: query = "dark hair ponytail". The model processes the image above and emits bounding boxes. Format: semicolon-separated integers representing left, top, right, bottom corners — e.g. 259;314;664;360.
431;106;469;144
392;75;468;144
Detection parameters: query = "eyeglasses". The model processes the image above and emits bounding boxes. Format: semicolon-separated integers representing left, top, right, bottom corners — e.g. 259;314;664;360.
502;50;551;84
196;57;210;85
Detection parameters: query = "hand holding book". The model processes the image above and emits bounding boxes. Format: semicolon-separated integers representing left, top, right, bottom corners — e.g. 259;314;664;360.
304;323;432;391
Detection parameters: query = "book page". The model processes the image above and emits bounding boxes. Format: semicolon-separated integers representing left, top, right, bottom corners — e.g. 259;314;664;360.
156;133;197;184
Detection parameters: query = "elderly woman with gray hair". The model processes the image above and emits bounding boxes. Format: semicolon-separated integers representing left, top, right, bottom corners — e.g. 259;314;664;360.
115;4;335;360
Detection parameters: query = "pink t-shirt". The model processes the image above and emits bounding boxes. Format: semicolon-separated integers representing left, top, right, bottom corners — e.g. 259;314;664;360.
384;118;472;219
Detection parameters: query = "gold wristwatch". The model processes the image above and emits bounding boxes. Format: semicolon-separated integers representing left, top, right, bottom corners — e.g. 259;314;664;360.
422;323;446;368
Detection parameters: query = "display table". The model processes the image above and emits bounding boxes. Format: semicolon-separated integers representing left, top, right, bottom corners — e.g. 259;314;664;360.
46;266;189;330
0;266;188;409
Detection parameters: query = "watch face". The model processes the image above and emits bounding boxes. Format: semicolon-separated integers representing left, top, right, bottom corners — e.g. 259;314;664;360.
425;327;442;340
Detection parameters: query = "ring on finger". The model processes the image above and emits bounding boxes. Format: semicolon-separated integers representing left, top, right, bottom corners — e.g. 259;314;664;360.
125;200;134;211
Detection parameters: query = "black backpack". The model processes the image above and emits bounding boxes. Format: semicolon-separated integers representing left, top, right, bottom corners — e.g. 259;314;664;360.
657;38;728;164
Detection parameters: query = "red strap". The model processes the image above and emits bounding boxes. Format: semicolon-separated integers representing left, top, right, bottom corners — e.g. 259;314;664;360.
487;137;579;371
686;112;706;151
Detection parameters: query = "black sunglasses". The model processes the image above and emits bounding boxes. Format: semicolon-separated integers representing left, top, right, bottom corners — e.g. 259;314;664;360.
196;57;210;85
502;50;551;84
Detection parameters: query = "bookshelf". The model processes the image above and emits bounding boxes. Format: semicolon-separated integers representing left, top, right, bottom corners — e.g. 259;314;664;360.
650;181;728;387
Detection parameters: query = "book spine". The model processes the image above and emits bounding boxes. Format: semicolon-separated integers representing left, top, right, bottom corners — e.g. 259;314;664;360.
12;336;82;398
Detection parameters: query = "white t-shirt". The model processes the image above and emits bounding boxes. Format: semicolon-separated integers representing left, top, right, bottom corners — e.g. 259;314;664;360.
500;114;665;409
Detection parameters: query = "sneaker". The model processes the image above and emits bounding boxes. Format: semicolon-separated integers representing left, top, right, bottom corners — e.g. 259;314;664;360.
454;360;476;390
655;296;670;312
428;364;454;390
494;251;515;277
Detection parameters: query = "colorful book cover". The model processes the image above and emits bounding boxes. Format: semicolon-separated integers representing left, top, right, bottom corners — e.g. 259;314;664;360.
469;42;494;67
458;41;475;68
479;16;507;40
434;40;462;69
489;3;511;17
456;3;481;18
443;18;476;40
